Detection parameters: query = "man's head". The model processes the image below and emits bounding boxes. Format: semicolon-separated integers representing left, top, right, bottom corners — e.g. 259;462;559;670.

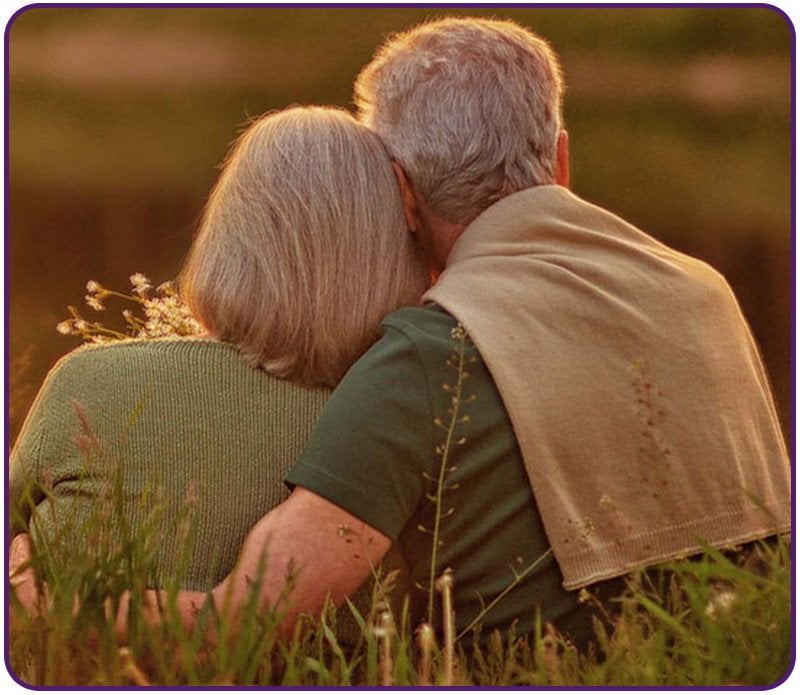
355;17;567;270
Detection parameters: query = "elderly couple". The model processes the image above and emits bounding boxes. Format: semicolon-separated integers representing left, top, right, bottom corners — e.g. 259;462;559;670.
9;18;790;649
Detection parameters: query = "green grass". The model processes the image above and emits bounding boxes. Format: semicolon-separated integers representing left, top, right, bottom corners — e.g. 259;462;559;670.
9;294;793;687
8;6;793;455
9;513;792;687
7;316;793;687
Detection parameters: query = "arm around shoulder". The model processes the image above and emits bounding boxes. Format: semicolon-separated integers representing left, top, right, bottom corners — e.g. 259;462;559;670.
210;486;391;636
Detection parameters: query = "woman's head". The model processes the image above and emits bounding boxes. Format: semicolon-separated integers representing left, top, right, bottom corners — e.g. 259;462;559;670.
181;106;429;386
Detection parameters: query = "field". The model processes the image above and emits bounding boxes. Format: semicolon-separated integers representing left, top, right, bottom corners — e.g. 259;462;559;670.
7;6;793;441
8;528;792;687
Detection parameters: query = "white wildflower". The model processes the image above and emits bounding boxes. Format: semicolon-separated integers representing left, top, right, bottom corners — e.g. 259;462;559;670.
140;297;201;338
130;273;151;296
85;294;104;311
184;317;202;334
59;274;201;342
705;589;737;619
450;324;467;341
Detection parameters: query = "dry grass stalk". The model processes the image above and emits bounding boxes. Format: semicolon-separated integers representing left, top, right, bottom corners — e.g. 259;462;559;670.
415;622;435;686
436;568;455;686
118;647;151;686
374;608;396;686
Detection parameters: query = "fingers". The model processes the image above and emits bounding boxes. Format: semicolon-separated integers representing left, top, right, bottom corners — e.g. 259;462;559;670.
9;533;41;618
9;533;34;584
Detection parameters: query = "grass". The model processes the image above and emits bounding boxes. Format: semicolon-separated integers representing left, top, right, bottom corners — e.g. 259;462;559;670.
7;309;793;687
8;513;792;687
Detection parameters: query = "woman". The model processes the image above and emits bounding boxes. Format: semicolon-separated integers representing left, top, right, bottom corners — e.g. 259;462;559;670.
9;106;429;596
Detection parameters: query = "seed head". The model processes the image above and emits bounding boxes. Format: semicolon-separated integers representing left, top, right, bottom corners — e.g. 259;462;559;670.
85;295;104;311
130;273;151;296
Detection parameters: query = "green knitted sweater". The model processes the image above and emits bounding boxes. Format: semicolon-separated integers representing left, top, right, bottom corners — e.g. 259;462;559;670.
9;338;330;590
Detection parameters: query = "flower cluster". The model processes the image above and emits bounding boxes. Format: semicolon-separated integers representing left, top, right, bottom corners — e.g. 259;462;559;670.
57;274;202;344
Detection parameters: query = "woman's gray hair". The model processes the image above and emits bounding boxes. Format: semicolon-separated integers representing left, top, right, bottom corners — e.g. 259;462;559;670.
180;106;429;387
355;17;564;225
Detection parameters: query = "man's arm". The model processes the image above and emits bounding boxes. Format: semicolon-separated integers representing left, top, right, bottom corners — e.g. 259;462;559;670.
13;488;389;641
202;486;391;636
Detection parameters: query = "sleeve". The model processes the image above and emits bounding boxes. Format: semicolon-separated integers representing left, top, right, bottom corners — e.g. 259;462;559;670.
9;369;56;537
285;326;436;541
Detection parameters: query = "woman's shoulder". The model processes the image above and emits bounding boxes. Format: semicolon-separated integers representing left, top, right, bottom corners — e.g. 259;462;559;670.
48;337;330;400
52;336;223;366
45;337;243;385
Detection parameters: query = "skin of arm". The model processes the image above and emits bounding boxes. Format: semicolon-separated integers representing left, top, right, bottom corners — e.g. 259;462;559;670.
176;486;392;639
11;488;392;643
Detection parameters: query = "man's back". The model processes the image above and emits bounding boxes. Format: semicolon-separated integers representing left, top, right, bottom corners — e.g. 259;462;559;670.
426;185;790;588
287;304;600;642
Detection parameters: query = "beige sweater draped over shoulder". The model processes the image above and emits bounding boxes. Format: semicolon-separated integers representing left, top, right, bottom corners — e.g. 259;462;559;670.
424;185;790;589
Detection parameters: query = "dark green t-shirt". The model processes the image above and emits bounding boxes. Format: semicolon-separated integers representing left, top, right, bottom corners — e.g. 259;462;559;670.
287;305;607;643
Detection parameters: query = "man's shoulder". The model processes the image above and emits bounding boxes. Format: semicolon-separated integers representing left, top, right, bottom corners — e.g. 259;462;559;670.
322;305;463;402
379;303;460;347
354;303;490;399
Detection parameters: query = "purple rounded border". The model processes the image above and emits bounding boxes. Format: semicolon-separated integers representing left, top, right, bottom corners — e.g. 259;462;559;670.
3;2;795;691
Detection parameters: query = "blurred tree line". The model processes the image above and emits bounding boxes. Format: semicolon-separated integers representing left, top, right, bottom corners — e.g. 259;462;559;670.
7;6;792;442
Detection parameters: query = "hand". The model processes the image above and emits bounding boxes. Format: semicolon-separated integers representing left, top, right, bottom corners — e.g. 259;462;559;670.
112;587;213;647
9;533;42;627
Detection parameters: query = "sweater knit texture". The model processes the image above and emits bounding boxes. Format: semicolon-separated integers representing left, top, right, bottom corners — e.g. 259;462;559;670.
424;185;791;590
9;338;330;590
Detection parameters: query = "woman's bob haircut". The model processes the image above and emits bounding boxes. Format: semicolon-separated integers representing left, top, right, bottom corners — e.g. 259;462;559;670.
180;106;429;387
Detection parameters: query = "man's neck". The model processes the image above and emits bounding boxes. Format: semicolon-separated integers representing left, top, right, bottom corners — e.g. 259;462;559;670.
418;201;470;277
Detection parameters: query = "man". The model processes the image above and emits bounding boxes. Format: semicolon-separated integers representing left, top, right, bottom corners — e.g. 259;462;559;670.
197;17;788;644
14;17;791;647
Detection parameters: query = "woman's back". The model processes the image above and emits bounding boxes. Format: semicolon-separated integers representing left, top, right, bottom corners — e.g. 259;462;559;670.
10;337;330;590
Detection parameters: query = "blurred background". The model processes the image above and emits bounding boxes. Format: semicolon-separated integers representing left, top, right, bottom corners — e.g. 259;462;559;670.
7;6;792;445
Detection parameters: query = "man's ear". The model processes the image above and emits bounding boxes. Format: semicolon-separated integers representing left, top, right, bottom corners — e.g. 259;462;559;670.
555;129;570;188
391;161;422;233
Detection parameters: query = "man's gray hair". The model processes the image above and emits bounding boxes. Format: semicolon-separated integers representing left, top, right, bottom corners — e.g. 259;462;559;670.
181;106;428;387
355;17;564;225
